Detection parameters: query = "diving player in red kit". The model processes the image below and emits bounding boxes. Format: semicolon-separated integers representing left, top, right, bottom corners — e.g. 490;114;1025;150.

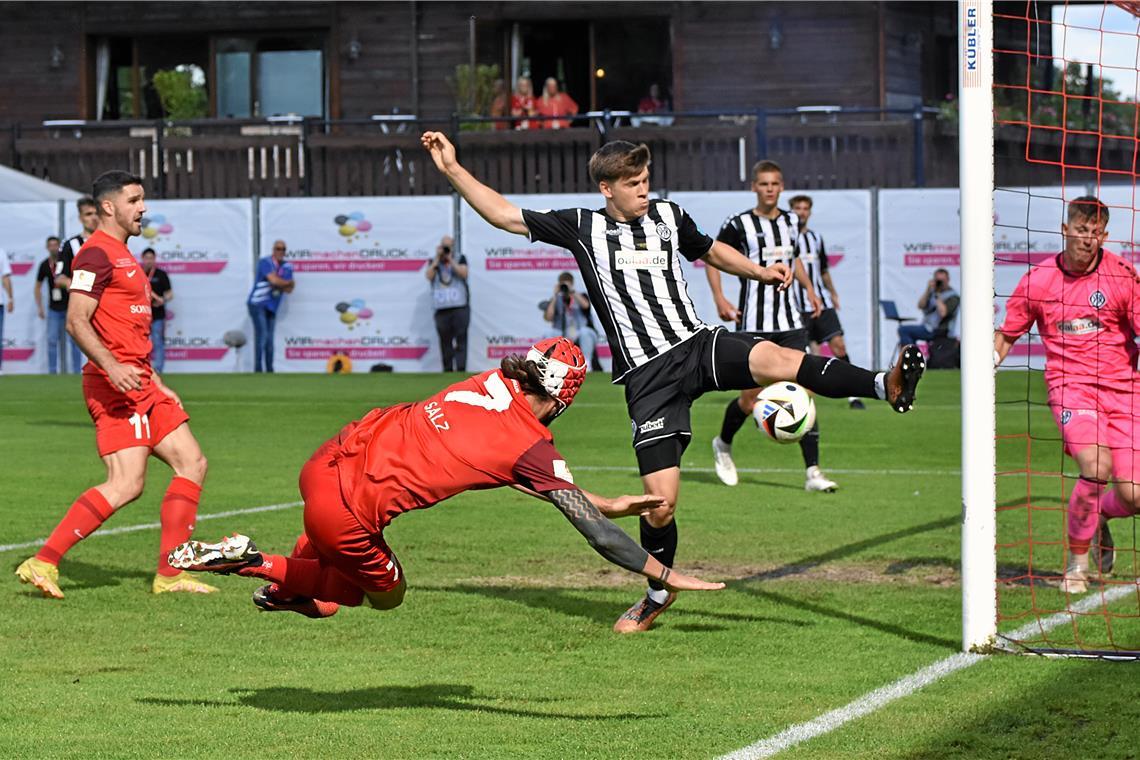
170;337;725;618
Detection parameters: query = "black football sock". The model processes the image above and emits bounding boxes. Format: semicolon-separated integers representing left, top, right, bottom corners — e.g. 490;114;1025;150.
641;516;678;592
719;398;750;445
795;354;877;399
799;421;820;468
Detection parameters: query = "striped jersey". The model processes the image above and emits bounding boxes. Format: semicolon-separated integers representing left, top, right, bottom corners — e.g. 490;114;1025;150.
62;233;87;261
717;208;802;333
795;228;833;312
522;201;714;382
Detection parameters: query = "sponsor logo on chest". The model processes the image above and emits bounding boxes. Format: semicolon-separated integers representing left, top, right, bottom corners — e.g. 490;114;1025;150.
615;250;669;271
761;245;794;263
1056;317;1102;335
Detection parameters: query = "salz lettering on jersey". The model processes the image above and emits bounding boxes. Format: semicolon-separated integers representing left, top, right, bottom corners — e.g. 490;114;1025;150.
423;400;450;431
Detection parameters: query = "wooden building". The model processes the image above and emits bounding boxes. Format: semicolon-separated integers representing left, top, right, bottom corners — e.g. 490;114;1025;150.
1;2;1099;197
0;1;956;123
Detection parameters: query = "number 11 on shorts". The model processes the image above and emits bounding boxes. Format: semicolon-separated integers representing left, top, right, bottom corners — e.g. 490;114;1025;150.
129;412;151;440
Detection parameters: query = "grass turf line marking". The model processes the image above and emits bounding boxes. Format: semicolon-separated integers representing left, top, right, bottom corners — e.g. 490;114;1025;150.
719;583;1135;759
577;465;959;477
0;500;302;554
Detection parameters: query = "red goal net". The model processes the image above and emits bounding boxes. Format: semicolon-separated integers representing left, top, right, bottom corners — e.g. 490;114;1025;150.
992;0;1140;657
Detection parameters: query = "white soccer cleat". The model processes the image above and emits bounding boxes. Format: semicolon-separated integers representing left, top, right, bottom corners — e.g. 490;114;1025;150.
168;533;263;574
711;436;738;486
1061;555;1089;594
805;466;838;493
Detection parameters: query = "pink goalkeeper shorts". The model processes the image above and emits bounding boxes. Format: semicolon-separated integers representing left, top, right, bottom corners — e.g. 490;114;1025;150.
1048;383;1140;483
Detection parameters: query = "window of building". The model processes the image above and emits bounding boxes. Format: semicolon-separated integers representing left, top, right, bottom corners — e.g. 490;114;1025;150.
92;33;326;120
215;36;326;118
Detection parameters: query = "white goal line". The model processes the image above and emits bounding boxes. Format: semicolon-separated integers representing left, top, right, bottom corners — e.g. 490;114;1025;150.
0;500;302;554
718;583;1134;759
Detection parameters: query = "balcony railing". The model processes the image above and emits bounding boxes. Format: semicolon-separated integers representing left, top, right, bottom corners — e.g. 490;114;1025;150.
0;107;969;198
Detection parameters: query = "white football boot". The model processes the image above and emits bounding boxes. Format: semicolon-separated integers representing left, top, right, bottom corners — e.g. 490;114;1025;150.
711;436;738;487
805;466;838;493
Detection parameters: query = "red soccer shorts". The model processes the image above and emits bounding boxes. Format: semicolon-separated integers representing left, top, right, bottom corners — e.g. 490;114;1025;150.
1048;382;1140;484
83;373;189;457
297;431;404;594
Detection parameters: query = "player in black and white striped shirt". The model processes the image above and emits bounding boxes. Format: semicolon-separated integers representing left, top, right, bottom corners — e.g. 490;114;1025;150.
707;161;838;493
422;131;926;633
61;196;99;264
790;194;864;410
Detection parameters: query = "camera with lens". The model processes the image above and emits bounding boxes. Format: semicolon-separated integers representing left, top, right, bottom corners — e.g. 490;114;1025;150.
558;282;571;302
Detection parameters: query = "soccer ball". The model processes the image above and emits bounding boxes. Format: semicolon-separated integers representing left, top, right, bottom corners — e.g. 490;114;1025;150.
753;383;816;444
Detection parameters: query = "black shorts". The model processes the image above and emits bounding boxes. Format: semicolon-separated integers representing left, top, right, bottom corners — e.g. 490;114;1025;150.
801;309;844;345
751;328;810;353
624;328;762;470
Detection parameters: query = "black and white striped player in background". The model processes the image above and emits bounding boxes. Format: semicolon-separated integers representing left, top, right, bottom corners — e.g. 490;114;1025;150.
422;131;925;634
790;194;865;411
707;161;839;493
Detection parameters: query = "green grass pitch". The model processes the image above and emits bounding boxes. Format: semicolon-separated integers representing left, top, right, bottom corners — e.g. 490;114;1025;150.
3;370;1139;758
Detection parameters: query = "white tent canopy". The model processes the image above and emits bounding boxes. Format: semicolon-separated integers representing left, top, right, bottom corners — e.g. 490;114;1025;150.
0;165;82;202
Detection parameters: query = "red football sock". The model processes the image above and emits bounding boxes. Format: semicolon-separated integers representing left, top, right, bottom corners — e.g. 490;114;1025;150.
1100;489;1135;519
157;477;202;576
240;553;364;606
36;488;115;565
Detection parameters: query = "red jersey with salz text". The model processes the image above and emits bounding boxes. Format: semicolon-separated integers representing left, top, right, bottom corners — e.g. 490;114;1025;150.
69;230;153;379
335;370;579;533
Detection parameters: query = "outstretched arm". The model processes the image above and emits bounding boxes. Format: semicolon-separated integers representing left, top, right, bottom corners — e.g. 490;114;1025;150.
703;241;792;290
546;489;724;592
421;131;528;236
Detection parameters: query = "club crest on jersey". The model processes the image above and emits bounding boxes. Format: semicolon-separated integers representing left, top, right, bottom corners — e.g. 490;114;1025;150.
655;222;673;241
1060;410;1072;425
1089;290;1106;308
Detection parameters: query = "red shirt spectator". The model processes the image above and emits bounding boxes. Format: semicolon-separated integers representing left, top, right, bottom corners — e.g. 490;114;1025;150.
638;83;669;114
536;77;578;129
489;78;510;131
511;76;538;130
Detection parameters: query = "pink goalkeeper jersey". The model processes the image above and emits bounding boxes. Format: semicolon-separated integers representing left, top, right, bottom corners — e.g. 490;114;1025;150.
1000;250;1140;392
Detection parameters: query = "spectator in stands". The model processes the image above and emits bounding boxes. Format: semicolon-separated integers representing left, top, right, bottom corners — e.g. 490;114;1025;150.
536;77;579;129
0;248;11;375
543;271;597;368
141;247;173;373
489;78;511;131
898;268;959;346
511;75;538;130
638;83;669;114
35;235;82;374
425;235;469;372
247;239;295;373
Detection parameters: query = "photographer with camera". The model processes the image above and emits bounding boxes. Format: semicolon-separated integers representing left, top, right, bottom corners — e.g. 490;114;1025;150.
425;235;469;372
542;271;597;368
898;268;960;347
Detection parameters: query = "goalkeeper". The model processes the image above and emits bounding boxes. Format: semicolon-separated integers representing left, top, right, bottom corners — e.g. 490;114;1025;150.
995;196;1139;593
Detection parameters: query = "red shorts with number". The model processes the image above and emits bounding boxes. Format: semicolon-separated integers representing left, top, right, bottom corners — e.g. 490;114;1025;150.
83;373;190;457
297;427;404;594
1048;382;1140;483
